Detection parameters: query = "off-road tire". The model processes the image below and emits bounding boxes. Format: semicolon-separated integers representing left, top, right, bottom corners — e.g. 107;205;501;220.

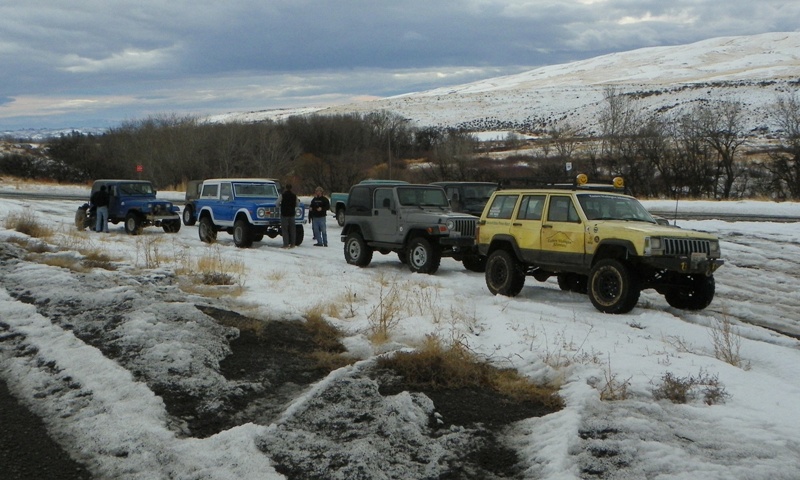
485;249;525;296
462;254;487;273
664;275;715;310
336;208;346;227
124;212;143;235
295;224;305;246
588;259;640;314
198;216;217;243
233;219;253;248
557;273;588;294
162;220;182;233
344;232;373;267
407;237;441;274
74;207;88;230
182;206;196;226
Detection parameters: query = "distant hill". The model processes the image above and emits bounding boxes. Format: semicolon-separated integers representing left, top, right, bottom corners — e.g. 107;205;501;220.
210;32;800;139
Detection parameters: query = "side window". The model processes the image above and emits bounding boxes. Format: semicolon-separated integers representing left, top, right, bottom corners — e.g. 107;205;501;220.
220;183;232;199
486;195;519;219
519;195;546;220
348;187;370;212
201;184;219;198
374;188;394;209
547;196;580;223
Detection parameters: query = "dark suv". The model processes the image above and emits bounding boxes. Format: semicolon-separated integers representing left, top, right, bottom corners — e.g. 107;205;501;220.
75;179;181;234
431;181;498;216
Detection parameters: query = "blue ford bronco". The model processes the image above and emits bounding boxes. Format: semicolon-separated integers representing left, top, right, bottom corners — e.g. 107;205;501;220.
194;178;305;248
75;179;181;234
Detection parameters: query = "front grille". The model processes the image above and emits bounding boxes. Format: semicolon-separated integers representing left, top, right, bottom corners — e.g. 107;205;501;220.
663;238;711;256
452;218;477;237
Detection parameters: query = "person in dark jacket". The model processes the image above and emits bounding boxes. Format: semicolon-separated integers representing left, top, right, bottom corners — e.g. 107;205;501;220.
309;186;330;246
89;185;110;233
278;184;299;248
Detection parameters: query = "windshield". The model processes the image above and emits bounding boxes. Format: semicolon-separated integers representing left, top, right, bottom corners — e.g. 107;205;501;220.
463;184;497;201
397;187;449;207
118;183;155;195
234;182;278;198
577;193;656;222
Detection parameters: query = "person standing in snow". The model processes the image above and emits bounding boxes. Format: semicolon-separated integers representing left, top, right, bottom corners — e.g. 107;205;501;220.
90;185;110;233
309;186;330;246
278;184;299;248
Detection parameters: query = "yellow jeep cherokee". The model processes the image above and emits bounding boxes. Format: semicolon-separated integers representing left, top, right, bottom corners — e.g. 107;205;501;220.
476;177;724;314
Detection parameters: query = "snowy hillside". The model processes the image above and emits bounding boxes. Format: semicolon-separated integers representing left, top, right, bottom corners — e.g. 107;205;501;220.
210;32;800;136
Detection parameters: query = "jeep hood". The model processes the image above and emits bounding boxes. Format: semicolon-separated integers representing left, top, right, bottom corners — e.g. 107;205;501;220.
589;220;718;239
403;209;477;222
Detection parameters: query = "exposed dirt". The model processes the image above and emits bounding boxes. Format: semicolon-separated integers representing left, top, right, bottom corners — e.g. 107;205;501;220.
198;306;558;479
0;378;93;480
0;241;559;478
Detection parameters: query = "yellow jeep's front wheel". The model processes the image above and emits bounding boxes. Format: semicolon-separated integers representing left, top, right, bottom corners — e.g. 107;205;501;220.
588;259;640;314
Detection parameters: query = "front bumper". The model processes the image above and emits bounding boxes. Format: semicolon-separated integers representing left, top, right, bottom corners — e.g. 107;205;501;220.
439;236;477;248
643;255;724;275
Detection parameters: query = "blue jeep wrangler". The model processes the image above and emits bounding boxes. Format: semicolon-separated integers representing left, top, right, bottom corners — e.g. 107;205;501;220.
75;179;182;234
194;178;305;248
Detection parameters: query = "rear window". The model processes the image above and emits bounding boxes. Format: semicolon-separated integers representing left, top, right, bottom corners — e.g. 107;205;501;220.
486;195;519;219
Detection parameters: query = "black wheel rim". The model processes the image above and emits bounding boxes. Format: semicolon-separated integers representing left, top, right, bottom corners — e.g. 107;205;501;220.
595;268;622;305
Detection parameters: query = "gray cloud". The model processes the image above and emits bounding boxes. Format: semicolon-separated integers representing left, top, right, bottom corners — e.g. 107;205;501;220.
0;0;797;130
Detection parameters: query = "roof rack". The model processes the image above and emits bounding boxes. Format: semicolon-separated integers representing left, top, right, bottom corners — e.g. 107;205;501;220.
499;174;628;193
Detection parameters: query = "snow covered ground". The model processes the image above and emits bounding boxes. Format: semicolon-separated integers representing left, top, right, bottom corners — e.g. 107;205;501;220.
1;186;800;479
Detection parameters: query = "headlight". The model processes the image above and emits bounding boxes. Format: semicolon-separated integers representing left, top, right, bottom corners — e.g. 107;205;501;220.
295;206;303;217
445;219;455;230
710;240;720;253
649;237;662;250
257;207;267;218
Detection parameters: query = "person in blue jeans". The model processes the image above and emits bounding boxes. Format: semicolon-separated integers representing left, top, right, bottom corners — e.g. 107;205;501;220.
309;186;330;246
90;185;110;232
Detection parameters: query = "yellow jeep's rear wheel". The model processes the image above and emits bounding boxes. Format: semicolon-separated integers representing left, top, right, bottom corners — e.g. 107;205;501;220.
588;259;640;314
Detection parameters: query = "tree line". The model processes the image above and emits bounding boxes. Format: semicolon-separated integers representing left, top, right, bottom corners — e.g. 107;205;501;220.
3;90;800;199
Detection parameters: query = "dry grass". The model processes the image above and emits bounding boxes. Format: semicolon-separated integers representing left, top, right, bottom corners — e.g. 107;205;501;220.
651;369;729;405
303;311;354;370
596;356;632;401
709;315;745;368
4;209;53;239
135;236;167;269
194;246;245;286
366;282;405;343
378;334;563;407
175;246;246;297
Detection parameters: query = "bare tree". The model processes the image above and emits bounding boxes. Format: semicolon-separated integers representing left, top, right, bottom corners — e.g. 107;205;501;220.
697;101;747;198
550;122;578;161
764;93;800;199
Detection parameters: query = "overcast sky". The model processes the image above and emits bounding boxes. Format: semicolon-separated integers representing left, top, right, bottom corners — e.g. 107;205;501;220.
1;0;798;132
